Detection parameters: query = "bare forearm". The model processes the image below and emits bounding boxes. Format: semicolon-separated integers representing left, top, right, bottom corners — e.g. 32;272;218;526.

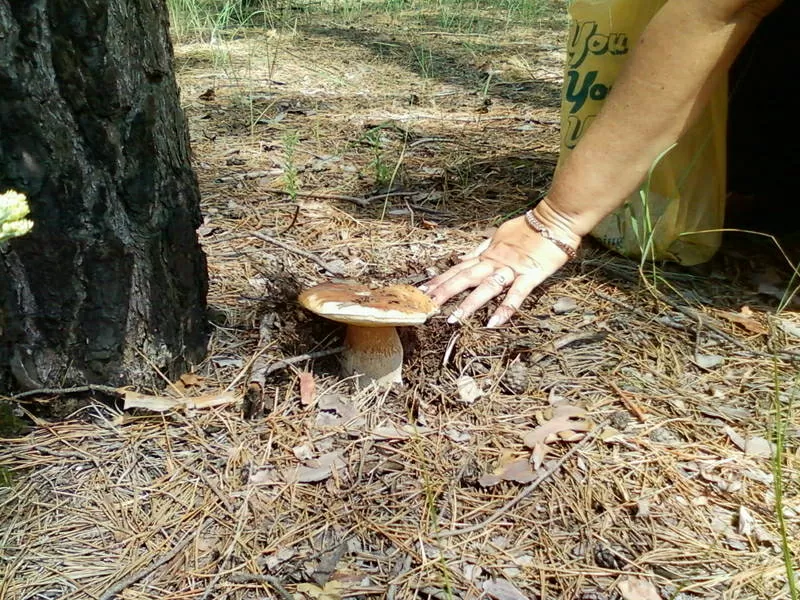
548;0;780;236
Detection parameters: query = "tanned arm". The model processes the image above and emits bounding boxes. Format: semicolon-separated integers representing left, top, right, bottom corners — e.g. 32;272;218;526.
423;0;781;327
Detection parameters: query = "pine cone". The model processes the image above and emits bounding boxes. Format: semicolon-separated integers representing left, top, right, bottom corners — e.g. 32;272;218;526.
502;362;530;394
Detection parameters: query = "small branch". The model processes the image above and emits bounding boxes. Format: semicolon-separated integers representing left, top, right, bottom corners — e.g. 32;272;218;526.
264;347;345;376
280;204;301;234
263;188;422;208
216;170;280;183
11;384;121;400
179;461;235;514
363;190;420;203
604;379;648;423
98;527;197;600
433;422;607;539
250;231;344;276
408;137;455;148
262;188;371;207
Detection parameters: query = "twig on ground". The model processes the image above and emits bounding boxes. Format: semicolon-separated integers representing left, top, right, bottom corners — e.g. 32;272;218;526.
228;573;295;600
178;461;235;514
604;379;648;423
11;384;121;400
244;315;281;418
216;170;279;183
250;231;344;276
98;526;198;600
408;137;455;148
281;204;301;234
263;188;372;207
263;188;423;208
264;347;345;376
433;421;607;539
527;331;608;363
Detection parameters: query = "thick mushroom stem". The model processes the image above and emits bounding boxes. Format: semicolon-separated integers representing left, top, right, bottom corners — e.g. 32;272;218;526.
341;324;403;386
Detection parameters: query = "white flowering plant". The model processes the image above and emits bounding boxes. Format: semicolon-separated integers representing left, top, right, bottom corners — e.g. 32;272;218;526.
0;190;34;243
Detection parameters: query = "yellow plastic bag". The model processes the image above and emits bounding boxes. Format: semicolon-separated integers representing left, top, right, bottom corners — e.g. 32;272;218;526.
556;0;728;266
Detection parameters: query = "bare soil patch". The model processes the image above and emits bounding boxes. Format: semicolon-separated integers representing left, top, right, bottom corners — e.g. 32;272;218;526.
2;9;798;600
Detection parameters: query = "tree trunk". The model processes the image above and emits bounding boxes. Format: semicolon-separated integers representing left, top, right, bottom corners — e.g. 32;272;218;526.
0;0;208;393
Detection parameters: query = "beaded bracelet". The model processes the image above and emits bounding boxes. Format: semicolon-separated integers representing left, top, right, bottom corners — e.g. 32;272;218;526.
524;210;578;261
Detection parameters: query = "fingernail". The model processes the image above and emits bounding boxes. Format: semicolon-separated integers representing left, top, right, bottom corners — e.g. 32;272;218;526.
418;284;429;292
447;309;463;325
486;316;501;329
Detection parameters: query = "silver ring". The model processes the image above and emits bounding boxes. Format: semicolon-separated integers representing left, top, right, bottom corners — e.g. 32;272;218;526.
489;270;511;287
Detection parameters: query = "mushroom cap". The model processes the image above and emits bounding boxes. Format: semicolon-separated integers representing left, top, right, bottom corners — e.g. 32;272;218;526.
298;282;438;326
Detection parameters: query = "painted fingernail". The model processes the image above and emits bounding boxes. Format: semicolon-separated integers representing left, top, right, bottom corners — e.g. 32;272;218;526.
486;315;501;329
447;309;463;325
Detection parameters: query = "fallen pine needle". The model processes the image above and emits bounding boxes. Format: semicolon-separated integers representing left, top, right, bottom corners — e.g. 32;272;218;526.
433;421;607;539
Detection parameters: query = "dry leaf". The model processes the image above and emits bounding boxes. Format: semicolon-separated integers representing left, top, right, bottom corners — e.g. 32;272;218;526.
776;317;800;339
121;389;238;412
180;373;202;386
293;444;314;460
481;578;528;600
738;505;755;536
444;428;471;443
297;580;344;600
523;405;592;448
318;394;357;420
724;426;747;451
478;458;537;488
745;436;772;458
618;576;660;600
717;307;767;335
552;296;578;314
694;353;724;369
284;451;346;484
249;467;280;485
299;371;316;406
599;426;622;442
530;442;548;470
371;423;432;440
456;375;483;404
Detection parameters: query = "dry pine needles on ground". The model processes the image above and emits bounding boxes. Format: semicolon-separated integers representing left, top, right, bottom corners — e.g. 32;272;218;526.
2;10;799;600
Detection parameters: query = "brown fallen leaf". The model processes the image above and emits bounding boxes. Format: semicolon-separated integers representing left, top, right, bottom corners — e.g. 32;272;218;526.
716;306;767;335
180;372;202;387
297;580;344;600
523;404;593;448
478;457;537;488
121;389;238;412
299;371;316;406
618;577;660;600
284;451;346;484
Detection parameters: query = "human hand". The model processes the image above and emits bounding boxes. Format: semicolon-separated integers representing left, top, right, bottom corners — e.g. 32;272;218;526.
421;205;581;328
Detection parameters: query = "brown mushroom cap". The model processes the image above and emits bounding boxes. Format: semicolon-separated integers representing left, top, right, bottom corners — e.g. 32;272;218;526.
298;282;438;326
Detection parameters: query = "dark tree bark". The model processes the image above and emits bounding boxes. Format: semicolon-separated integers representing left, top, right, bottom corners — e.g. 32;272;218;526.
0;0;208;392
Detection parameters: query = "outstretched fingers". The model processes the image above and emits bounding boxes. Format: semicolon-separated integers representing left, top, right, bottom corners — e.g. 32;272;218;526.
485;274;540;328
446;267;516;324
423;260;496;307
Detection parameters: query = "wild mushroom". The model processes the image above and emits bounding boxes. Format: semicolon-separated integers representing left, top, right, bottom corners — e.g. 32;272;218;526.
298;282;438;387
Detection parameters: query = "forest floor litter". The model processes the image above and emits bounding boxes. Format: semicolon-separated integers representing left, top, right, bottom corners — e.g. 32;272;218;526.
1;8;799;600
